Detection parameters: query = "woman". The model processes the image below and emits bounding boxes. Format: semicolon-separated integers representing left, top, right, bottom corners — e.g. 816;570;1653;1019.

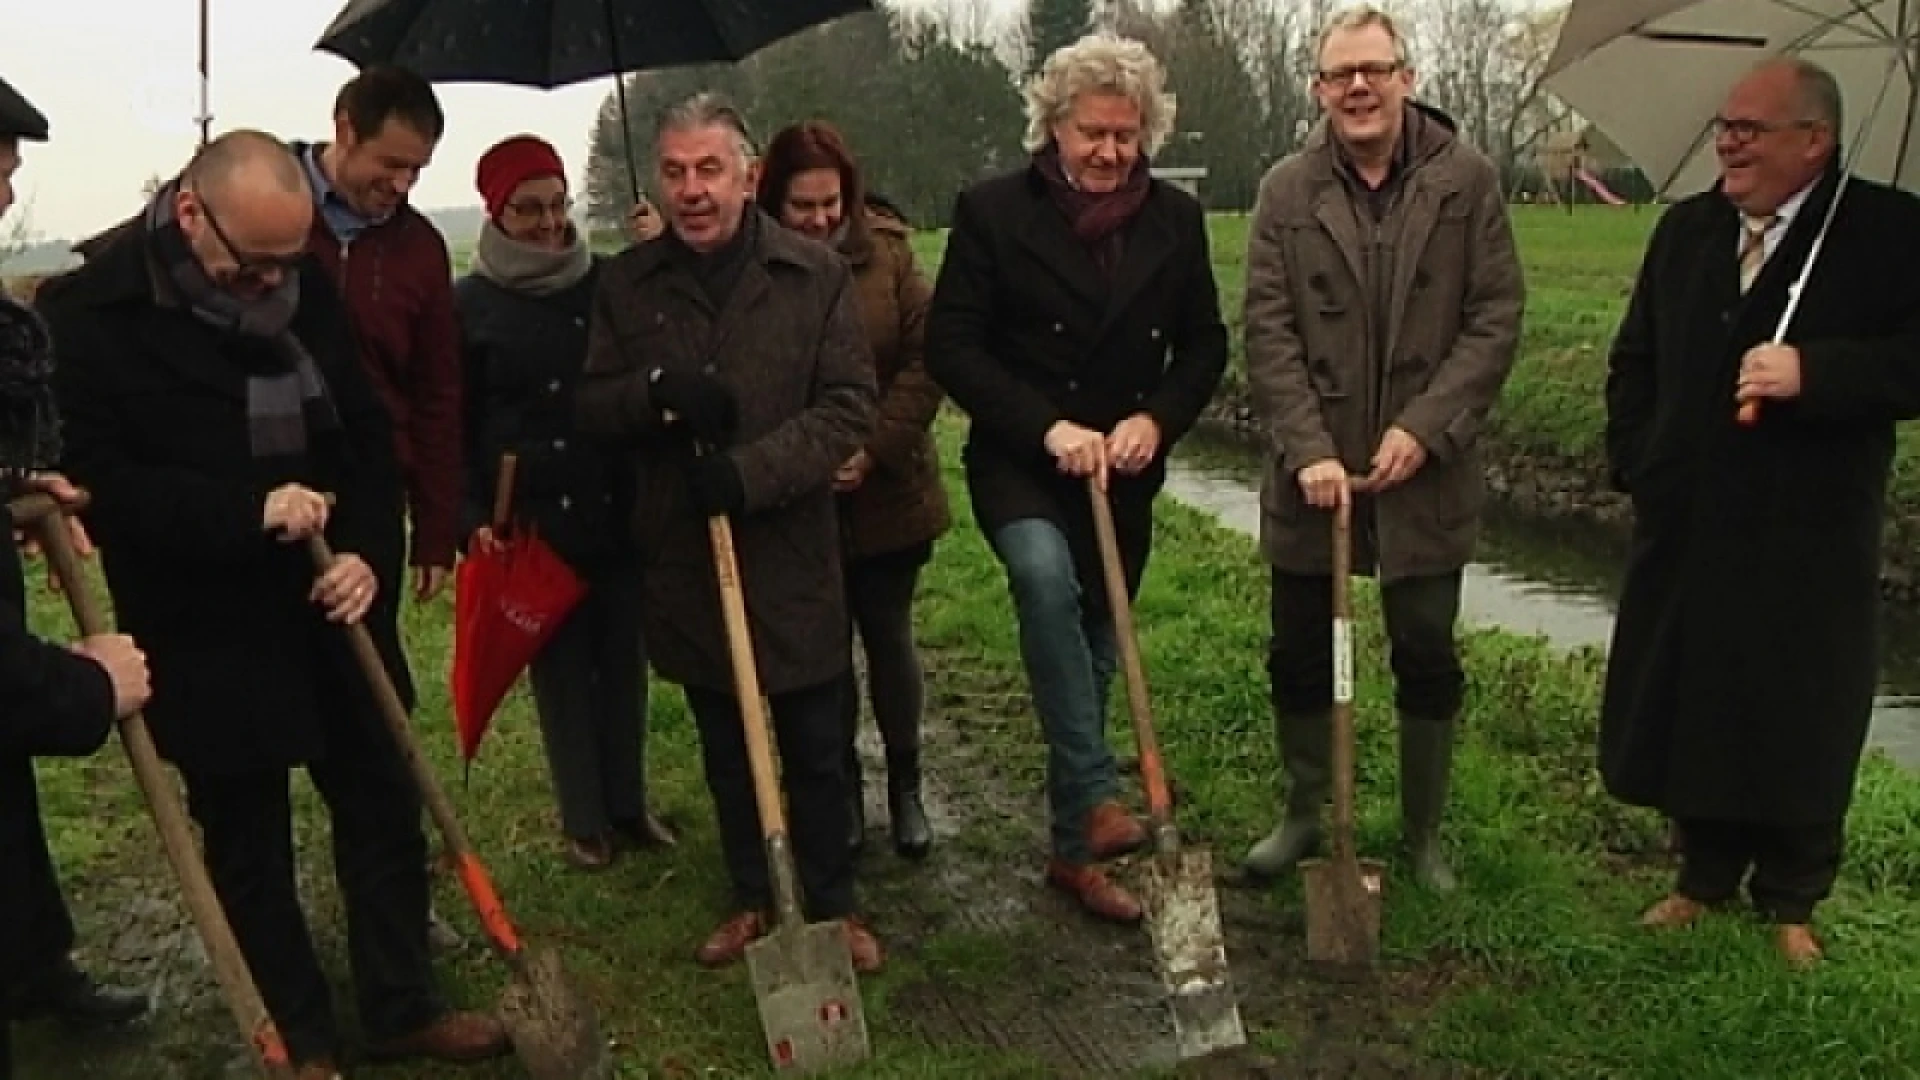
456;134;673;869
757;122;950;860
924;33;1228;923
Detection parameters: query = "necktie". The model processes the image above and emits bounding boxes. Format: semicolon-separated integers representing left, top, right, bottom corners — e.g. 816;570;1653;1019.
1739;214;1777;293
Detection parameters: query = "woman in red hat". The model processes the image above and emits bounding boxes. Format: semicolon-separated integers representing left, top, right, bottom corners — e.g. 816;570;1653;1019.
456;134;674;869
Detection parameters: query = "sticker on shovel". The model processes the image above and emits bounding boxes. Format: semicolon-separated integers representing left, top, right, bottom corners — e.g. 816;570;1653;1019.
1333;616;1354;704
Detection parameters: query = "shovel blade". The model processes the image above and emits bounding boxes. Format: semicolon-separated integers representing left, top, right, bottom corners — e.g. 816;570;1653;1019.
497;946;614;1080
746;922;870;1075
1139;848;1246;1058
1299;855;1386;973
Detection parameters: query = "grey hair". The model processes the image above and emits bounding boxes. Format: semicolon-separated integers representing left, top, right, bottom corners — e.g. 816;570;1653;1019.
1021;32;1176;156
1782;57;1844;134
1316;4;1412;68
654;91;757;165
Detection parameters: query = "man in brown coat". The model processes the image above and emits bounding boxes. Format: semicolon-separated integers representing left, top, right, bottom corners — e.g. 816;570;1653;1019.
576;93;880;971
1240;5;1523;892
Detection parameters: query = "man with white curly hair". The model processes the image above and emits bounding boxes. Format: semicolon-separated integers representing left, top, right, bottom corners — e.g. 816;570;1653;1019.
927;32;1228;924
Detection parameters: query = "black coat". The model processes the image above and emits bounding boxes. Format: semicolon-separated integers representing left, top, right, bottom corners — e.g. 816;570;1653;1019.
925;163;1228;606
1601;164;1920;825
456;260;628;570
36;219;412;776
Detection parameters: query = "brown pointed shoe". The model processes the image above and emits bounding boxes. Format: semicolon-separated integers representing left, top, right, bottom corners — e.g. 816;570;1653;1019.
1639;892;1708;928
1776;924;1823;970
696;910;766;969
843;918;884;974
1085;800;1147;861
363;1009;510;1063
1046;859;1144;924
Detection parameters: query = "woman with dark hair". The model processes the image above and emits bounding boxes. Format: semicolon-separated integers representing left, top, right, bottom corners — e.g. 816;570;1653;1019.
757;122;949;860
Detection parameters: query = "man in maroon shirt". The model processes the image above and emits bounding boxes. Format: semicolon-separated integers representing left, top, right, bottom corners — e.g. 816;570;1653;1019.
295;65;462;603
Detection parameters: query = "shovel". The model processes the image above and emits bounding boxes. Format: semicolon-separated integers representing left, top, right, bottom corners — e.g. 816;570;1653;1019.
306;534;609;1080
706;511;870;1074
9;492;296;1079
1298;492;1385;972
1085;477;1246;1059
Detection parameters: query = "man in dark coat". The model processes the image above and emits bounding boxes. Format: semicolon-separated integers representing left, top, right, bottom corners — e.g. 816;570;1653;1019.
38;130;508;1075
925;33;1228;924
577;93;880;972
1602;57;1920;968
1240;6;1524;894
0;75;152;1080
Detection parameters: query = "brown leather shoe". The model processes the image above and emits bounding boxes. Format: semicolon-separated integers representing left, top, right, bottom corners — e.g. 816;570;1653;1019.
1776;924;1823;969
1085;800;1146;861
696;911;766;969
294;1060;341;1080
564;833;615;870
843;918;884;974
1046;859;1143;924
1639;892;1707;928
364;1010;510;1063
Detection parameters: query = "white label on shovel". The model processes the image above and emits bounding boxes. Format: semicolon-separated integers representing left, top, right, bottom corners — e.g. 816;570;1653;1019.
1333;617;1353;704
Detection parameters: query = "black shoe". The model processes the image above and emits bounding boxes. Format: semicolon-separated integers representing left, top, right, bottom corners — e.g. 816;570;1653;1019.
13;958;148;1025
889;784;931;861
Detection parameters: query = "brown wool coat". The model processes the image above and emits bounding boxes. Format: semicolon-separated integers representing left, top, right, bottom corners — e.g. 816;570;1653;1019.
1243;104;1525;582
836;208;950;560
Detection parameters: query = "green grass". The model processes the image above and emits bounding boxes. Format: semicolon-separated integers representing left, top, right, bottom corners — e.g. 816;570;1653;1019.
15;412;1920;1077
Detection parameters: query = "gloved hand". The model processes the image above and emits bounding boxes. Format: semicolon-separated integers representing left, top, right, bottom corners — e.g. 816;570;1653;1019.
686;454;746;518
649;367;738;447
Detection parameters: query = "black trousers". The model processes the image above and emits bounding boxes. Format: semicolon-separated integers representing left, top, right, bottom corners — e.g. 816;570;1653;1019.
2;755;77;1080
1268;568;1466;720
179;703;442;1064
685;677;856;920
1675;817;1844;923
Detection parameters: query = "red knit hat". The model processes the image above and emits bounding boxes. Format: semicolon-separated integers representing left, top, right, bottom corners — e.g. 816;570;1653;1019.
476;135;566;220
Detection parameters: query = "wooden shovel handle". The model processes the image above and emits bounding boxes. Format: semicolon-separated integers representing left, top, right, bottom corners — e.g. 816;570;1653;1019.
305;535;524;961
491;453;518;529
17;493;296;1078
1087;478;1174;824
1330;497;1357;862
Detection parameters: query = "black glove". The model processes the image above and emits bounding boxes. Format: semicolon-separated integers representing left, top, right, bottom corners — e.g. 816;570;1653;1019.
686;454;746;518
649;367;738;447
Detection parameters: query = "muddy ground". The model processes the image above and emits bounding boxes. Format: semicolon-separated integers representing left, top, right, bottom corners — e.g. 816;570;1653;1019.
14;642;1481;1079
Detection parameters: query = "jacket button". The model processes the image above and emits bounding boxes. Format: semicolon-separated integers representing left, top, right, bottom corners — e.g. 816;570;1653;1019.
552;438;567;451
548;379;562;393
1066;379;1079;391
559;496;572;510
574;317;586;327
1150;328;1162;340
1053;322;1065;333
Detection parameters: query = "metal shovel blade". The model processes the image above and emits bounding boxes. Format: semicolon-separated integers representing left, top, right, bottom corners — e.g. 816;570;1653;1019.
496;945;613;1080
1139;847;1247;1058
746;922;871;1075
1299;855;1386;972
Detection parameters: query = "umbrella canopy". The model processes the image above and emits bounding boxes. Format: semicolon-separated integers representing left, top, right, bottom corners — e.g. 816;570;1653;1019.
314;0;873;88
1544;1;1920;198
452;529;585;765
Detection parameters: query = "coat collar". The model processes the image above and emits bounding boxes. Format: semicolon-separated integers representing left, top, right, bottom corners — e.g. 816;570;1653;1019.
1010;163;1180;330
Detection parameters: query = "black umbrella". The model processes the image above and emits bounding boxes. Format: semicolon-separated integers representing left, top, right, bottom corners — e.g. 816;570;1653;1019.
314;0;874;203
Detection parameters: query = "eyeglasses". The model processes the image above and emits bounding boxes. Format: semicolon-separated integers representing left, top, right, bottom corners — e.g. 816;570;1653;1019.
192;190;304;281
1315;61;1401;87
1710;116;1820;143
504;195;574;220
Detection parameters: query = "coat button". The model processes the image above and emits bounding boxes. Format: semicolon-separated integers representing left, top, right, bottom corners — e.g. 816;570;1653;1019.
559;496;572;510
552;438;567;451
1066;379;1079;391
574;317;586;327
1150;328;1162;340
548;379;562;393
1053;322;1065;333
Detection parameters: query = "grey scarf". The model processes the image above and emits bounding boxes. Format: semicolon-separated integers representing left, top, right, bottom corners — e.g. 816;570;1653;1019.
144;179;339;462
472;219;593;296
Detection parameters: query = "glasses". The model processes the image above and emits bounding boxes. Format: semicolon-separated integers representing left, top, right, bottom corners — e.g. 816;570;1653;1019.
1710;116;1819;143
504;195;574;220
193;191;304;281
1315;61;1401;87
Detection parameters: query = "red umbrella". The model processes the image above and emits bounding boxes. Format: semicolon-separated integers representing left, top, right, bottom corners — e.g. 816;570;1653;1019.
452;453;585;764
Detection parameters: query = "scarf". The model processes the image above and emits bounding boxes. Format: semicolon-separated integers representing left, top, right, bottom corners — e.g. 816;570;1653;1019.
144;179;340;463
1035;140;1153;278
0;292;58;480
472;219;593;296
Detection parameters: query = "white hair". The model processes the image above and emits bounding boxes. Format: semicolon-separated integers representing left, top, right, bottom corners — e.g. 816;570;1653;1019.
1021;32;1176;156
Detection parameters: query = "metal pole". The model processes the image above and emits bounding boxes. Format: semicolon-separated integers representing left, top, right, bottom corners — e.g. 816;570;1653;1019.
603;0;640;206
198;0;211;146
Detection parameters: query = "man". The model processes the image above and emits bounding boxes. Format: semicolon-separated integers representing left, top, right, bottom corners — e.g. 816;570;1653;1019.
38;130;508;1076
0;75;150;1080
577;92;880;972
1601;58;1920;968
1240;4;1523;892
294;65;461;604
925;32;1228;923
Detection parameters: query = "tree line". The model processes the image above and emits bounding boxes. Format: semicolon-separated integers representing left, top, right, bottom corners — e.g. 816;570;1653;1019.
582;0;1593;231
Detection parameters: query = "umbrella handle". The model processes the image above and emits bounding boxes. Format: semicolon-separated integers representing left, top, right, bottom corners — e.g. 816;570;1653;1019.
491;453;518;530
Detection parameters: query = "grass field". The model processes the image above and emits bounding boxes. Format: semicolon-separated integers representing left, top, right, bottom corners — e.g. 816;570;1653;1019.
14;406;1920;1078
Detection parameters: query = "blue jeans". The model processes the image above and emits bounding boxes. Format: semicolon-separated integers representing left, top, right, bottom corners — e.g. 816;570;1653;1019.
989;518;1119;863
